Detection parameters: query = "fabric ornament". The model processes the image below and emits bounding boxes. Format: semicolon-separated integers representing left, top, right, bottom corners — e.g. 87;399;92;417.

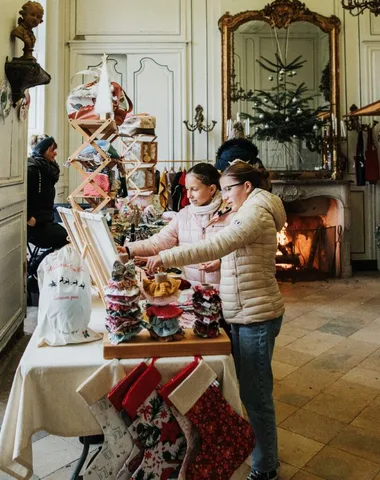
168;360;255;480
142;277;181;298
144;280;184;342
76;360;134;480
122;361;186;480
105;260;146;345
192;285;222;338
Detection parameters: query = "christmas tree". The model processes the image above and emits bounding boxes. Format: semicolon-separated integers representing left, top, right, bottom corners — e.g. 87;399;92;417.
242;53;328;153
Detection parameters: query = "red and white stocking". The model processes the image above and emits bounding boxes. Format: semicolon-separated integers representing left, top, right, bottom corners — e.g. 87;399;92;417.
158;357;202;480
168;360;255;480
122;361;186;480
107;362;148;480
76;360;134;480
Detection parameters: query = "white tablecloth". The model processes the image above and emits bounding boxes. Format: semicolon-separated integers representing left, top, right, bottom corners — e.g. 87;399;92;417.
0;299;242;480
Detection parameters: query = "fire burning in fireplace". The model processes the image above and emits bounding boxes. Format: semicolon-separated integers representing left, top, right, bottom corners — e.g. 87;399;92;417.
276;212;337;281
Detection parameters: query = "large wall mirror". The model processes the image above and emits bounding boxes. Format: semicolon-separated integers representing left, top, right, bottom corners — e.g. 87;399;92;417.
219;0;342;179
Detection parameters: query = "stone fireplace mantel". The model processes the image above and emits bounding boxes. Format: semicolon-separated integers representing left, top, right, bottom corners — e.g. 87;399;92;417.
272;179;352;277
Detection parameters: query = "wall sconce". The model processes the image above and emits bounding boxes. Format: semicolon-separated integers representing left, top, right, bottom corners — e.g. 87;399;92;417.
183;105;217;134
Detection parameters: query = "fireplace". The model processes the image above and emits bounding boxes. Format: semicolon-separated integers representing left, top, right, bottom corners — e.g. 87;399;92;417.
272;180;352;279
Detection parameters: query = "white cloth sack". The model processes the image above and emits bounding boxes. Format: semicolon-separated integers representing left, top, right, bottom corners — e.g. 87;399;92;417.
37;244;102;347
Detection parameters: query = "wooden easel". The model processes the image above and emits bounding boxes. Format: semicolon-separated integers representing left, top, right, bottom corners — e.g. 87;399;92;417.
58;206;118;304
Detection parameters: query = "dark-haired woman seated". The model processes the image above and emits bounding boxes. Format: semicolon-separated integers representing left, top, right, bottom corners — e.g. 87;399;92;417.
27;135;68;250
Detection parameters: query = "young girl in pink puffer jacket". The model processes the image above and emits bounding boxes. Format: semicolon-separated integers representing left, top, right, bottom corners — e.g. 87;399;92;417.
120;163;230;287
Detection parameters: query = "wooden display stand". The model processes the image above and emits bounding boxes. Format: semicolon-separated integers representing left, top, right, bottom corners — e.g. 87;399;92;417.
103;329;231;359
67;119;148;211
67;118;119;212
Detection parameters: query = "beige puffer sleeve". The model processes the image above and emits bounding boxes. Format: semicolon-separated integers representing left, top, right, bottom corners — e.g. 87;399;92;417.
160;206;264;268
128;214;179;257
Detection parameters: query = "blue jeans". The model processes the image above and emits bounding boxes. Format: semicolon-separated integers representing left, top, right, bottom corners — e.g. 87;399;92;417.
231;316;283;473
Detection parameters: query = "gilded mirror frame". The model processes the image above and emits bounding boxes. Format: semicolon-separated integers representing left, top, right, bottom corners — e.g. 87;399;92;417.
219;0;342;179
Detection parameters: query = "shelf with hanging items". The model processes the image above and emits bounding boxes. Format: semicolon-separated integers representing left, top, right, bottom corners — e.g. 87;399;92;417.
118;132;158;203
343;102;380;185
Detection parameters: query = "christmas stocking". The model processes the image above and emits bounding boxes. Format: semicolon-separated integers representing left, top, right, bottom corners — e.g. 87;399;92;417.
122;360;186;480
108;363;148;480
168;360;255;480
158;357;201;480
76;360;134;480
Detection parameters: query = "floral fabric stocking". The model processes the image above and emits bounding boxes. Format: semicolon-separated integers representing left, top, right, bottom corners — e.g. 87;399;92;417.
122;362;186;480
168;360;254;480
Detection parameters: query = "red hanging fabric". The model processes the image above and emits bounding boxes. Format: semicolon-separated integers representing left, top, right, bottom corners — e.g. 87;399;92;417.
365;127;379;184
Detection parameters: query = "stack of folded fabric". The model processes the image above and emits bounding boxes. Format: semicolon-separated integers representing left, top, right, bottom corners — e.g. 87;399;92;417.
192;284;222;338
105;260;146;344
143;272;185;342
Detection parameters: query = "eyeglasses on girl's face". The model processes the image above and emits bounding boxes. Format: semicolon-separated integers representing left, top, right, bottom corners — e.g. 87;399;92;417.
221;182;244;194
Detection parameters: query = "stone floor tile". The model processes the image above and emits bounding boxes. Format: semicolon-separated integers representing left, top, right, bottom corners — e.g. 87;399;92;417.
278;461;299;479
32;435;82;478
359;347;380;373
274;379;320;407
32;430;49;443
287;331;343;357
282;364;343;391
304;391;371;423
322;379;379;405
304;445;380;480
287;314;330;332
351;403;380;435
292;472;326;480
272;361;299;381
279;408;345;444
350;324;380;345
318;323;358;337
273;346;315;368
275;400;299;424
340;366;380;390
307;339;379;374
40;459;77;479
280;325;311;339
336;308;380;324
277;427;324;469
276;334;298;347
329;425;380;465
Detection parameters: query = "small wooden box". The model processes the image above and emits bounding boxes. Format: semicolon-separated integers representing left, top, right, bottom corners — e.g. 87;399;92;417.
125;141;158;163
103;329;231;359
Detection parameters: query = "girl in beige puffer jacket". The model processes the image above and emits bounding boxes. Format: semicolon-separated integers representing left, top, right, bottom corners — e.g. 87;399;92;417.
120;163;230;287
146;161;286;480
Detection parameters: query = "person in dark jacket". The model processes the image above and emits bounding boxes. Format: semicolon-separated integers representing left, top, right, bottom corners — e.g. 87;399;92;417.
27;136;68;249
215;130;272;192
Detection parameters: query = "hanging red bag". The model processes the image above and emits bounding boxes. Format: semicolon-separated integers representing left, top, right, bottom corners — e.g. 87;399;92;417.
365;127;379;184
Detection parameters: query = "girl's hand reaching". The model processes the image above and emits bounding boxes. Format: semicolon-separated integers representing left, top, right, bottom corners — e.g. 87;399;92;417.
199;259;221;273
146;255;164;273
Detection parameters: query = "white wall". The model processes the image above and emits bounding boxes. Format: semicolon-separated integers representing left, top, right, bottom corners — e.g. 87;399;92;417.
0;1;28;351
46;0;380;267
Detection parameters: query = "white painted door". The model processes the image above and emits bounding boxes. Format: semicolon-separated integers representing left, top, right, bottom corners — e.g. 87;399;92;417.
0;1;29;352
